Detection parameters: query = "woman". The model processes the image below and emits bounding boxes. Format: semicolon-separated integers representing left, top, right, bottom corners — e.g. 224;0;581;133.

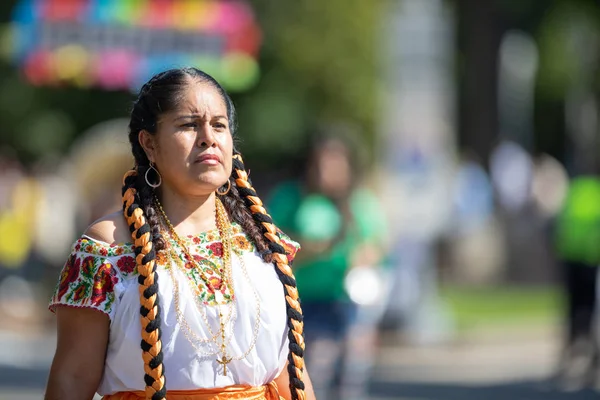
45;68;315;400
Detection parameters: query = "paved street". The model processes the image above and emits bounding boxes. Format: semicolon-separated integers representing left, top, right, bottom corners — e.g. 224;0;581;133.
1;326;599;400
369;331;599;399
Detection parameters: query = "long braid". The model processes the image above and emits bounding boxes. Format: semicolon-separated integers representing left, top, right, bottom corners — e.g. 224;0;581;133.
122;170;167;400
219;178;272;259
231;153;306;400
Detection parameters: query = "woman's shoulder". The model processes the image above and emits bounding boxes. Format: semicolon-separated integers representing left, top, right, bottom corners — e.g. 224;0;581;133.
70;211;136;261
84;211;132;245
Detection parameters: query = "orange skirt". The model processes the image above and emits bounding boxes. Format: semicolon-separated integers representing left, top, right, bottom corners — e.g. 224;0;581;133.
102;382;283;400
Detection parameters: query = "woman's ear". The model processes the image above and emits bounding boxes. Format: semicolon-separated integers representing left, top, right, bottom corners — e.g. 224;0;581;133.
138;130;157;163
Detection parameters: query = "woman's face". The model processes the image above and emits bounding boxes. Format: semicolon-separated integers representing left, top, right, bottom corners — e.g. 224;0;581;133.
140;81;233;197
315;141;352;198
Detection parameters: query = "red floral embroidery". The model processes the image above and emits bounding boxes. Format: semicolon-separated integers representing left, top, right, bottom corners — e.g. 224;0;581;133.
91;262;118;306
99;247;108;256
207;242;223;257
192;236;202;245
184;261;195;270
72;284;87;302
117;255;136;274
80;256;95;278
74;243;81;252
206;276;223;293
57;255;81;300
192;254;205;263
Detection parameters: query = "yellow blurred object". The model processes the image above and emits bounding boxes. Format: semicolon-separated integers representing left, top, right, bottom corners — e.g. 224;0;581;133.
54;45;89;85
0;177;41;268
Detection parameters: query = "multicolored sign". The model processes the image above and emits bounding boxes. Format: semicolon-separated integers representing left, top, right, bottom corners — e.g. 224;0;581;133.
10;0;262;91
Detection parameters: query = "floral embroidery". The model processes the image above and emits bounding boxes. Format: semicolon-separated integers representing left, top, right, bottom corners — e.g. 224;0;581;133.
206;242;223;257
184;261;195;270
51;222;259;313
233;235;253;252
52;253;118;315
206;232;217;242
73;238;134;257
207;276;223;293
91;262;118;306
57;254;81;300
80;256;95;279
169;249;234;305
116;256;136;275
71;284;88;302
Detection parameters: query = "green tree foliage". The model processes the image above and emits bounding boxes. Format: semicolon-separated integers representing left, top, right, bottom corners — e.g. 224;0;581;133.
536;0;600;100
235;0;381;169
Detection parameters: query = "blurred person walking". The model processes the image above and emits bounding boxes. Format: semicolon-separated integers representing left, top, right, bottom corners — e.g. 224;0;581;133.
45;68;315;400
268;133;388;400
554;175;600;390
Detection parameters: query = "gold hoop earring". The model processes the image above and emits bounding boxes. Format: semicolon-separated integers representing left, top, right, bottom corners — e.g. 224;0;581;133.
145;162;162;189
216;180;231;196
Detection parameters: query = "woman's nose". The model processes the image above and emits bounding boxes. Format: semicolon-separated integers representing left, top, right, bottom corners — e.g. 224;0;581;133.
197;123;216;148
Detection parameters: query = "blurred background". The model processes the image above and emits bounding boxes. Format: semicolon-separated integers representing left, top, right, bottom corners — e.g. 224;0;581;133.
1;0;600;399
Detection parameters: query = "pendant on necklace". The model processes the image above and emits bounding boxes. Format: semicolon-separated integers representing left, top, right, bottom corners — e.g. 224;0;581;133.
217;355;233;376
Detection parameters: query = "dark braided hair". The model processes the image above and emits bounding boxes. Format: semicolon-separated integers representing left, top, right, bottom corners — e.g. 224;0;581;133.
123;68;306;400
231;153;306;399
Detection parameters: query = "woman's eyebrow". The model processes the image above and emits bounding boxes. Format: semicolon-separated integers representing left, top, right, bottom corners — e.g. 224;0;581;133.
174;114;227;121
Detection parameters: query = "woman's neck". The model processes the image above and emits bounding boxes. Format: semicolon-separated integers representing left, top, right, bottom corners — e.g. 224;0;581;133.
157;188;217;236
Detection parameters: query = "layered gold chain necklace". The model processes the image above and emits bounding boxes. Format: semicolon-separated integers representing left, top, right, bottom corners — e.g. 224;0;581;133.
155;196;260;376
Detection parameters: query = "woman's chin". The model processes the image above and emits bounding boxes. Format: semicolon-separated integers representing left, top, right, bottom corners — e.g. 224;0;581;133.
190;176;226;192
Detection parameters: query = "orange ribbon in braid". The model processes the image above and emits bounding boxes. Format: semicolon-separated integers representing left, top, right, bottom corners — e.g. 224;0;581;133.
122;170;167;400
231;154;306;400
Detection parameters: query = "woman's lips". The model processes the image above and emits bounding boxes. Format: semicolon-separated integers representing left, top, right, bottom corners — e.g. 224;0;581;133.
195;154;221;165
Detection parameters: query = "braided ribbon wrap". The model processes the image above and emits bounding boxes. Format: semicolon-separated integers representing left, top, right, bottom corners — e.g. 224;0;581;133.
122;170;167;400
232;154;306;400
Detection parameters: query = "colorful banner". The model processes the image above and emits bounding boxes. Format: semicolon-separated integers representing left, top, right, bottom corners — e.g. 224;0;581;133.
10;0;262;91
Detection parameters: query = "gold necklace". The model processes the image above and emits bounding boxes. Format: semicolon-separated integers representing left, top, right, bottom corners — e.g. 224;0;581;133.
156;197;233;297
166;246;236;346
156;196;260;376
166;249;261;366
167;246;261;362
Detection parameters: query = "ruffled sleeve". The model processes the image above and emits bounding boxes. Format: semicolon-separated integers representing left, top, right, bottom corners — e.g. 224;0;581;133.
276;230;301;263
49;238;126;319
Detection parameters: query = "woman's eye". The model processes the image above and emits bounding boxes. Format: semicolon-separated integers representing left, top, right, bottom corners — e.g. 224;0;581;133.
182;122;197;128
214;123;227;129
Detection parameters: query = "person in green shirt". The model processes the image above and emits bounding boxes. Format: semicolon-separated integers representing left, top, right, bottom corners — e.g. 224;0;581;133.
554;175;600;390
268;134;388;400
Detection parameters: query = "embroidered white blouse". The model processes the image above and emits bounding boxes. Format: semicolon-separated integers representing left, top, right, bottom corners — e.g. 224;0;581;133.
49;223;300;396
